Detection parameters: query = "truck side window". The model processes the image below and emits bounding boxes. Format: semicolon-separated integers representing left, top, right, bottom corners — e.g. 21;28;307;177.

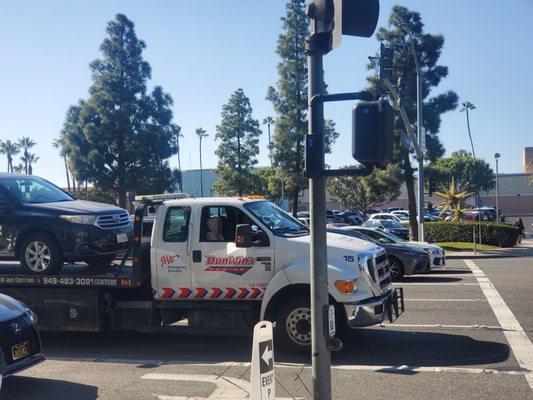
163;207;191;243
200;206;255;242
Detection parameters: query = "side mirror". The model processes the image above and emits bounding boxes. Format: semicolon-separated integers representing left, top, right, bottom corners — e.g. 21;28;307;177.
235;224;253;248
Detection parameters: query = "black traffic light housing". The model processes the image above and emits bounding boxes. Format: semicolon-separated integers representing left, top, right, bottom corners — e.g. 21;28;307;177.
379;43;393;81
352;99;393;169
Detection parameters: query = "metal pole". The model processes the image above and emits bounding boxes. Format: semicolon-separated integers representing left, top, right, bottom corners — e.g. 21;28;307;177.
416;73;424;241
307;38;332;400
411;39;424;242
495;158;499;222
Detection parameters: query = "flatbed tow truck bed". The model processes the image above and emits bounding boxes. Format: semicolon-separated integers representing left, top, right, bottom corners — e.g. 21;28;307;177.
0;261;143;289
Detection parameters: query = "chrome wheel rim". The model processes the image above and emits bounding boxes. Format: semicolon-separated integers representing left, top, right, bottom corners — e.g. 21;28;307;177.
25;241;51;272
389;260;401;280
286;307;312;346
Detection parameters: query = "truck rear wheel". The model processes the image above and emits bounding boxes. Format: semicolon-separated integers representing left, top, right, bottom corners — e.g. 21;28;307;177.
19;233;63;275
275;297;311;354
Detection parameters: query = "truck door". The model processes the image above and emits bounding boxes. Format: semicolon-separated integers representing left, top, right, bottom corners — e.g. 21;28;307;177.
153;205;192;300
191;205;274;301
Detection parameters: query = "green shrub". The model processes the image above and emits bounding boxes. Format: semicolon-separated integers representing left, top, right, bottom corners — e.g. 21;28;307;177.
72;188;117;205
424;222;518;247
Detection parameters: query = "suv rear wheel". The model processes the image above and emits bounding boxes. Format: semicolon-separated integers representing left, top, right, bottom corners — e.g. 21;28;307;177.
19;234;63;275
275;297;312;354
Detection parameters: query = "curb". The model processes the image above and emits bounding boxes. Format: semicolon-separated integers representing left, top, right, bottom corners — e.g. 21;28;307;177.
446;254;518;260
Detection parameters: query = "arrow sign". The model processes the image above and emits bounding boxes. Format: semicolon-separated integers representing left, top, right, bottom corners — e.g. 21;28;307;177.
250;321;275;400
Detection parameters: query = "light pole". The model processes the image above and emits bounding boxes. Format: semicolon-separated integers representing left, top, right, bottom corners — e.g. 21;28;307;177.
196;128;208;197
410;39;425;241
495;153;501;222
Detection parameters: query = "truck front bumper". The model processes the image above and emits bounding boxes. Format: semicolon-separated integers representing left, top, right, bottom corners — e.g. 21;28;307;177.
344;288;404;328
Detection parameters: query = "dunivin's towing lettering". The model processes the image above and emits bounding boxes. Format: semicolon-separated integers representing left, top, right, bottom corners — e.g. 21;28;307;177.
204;256;256;275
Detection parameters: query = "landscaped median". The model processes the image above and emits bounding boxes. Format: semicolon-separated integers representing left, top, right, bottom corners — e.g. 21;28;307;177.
425;221;519;248
400;221;519;248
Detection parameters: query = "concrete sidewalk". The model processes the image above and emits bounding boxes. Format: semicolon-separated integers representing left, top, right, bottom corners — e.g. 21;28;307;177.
446;236;533;259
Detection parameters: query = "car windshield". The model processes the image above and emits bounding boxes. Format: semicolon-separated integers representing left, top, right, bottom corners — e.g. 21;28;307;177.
381;220;404;229
1;177;73;204
245;201;309;237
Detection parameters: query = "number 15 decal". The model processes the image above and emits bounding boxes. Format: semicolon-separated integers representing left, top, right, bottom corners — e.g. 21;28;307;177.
343;255;355;263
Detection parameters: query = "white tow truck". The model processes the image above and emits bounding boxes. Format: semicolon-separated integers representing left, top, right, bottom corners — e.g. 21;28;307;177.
0;195;403;352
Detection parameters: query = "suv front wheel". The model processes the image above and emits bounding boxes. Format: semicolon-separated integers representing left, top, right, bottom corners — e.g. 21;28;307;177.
19;234;64;275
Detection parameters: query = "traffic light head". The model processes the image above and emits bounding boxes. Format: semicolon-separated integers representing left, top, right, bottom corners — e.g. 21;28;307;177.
379;43;394;80
333;0;380;49
352;99;393;169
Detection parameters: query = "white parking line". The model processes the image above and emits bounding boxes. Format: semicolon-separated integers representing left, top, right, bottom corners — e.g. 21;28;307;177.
405;298;487;302
393;282;479;286
410;274;474;278
380;323;503;330
465;259;533;391
45;356;525;377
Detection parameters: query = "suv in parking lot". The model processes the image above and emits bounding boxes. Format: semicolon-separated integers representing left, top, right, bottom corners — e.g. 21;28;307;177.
0;174;132;275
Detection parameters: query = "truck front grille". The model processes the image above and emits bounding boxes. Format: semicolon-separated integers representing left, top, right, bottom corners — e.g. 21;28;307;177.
375;251;391;291
95;213;131;230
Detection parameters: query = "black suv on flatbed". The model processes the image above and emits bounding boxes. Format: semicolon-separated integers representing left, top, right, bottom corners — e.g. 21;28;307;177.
0;174;132;275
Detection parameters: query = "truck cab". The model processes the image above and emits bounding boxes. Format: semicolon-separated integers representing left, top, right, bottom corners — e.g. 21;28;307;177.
145;196;399;351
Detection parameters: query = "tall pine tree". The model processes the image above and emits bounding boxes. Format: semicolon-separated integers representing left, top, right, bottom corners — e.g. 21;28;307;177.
267;0;338;215
62;14;180;206
214;89;261;196
367;6;458;238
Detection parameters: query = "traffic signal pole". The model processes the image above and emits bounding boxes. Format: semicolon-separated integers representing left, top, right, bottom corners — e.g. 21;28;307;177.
306;32;332;400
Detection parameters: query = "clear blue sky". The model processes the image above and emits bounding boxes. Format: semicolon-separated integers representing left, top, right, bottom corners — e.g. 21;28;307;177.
0;0;531;187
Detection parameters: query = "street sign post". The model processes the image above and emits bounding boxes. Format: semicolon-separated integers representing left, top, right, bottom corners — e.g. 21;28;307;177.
250;321;275;400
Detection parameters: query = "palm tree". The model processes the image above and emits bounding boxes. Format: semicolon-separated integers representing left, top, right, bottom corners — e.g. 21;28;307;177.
435;177;474;222
195;128;208;197
262;116;275;167
12;163;24;174
52;136;71;191
460;102;476;159
18;137;36;174
26;153;39;175
0;140;21;172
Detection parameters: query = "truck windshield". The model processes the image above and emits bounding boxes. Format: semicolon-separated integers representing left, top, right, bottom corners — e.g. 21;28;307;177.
244;201;309;237
1;177;74;204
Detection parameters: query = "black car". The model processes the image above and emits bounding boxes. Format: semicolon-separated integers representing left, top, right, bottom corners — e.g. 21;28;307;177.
0;174;132;275
0;294;44;377
328;228;430;279
362;219;410;240
337;211;362;225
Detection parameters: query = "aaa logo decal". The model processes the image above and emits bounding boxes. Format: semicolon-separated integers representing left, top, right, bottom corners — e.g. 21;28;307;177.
204;256;256;276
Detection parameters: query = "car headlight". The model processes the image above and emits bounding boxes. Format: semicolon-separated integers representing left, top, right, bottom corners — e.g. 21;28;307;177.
25;308;38;325
60;215;96;225
431;249;440;254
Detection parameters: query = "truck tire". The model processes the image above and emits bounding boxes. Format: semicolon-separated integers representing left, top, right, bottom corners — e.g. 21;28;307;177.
388;256;405;280
275;297;312;354
19;233;63;275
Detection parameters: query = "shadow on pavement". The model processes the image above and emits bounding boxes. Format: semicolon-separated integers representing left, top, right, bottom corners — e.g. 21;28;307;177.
426;269;472;275
1;376;97;400
42;327;510;370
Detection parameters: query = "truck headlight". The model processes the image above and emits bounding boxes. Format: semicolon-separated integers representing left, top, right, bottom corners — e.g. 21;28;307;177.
60;215;96;225
335;280;357;294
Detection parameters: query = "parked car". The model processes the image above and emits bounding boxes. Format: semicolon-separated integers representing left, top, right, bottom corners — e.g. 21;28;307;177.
337;211;363;225
346;226;446;267
326;214;350;227
362;219;410;240
297;217;310;227
0;294;44;377
391;210;410;221
0;173;133;275
329;228;430;279
368;213;402;223
423;213;439;222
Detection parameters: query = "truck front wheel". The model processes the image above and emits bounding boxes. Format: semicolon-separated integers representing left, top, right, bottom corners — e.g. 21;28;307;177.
275;297;311;354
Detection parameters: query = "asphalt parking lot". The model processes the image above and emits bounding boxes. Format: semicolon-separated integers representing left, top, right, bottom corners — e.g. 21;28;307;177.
2;256;533;400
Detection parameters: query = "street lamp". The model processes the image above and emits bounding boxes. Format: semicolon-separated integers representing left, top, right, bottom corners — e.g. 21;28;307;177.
494;153;501;221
